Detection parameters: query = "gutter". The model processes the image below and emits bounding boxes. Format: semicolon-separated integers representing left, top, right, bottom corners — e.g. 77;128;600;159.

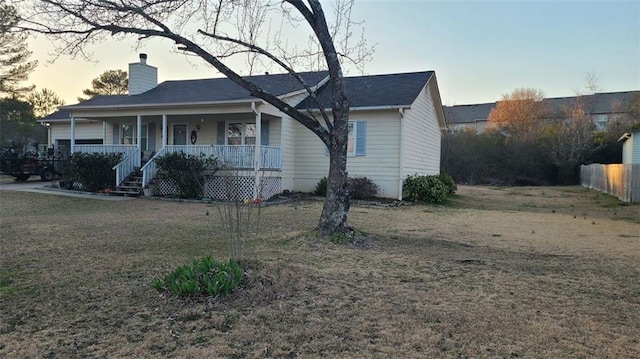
301;105;411;113
617;133;631;142
60;98;263;112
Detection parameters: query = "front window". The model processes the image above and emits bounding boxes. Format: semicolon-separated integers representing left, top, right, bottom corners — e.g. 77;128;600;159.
117;123;149;148
227;122;256;145
121;124;134;145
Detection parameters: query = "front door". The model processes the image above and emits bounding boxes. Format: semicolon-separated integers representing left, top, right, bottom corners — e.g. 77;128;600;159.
173;124;187;145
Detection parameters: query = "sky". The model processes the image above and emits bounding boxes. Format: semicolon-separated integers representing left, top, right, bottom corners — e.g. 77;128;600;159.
26;0;640;106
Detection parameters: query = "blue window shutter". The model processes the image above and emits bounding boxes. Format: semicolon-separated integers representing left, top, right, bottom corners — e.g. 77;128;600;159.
113;124;119;145
261;121;270;146
217;122;226;145
355;121;366;156
148;123;156;150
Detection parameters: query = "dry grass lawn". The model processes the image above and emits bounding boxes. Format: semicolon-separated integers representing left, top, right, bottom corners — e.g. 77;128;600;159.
0;186;638;358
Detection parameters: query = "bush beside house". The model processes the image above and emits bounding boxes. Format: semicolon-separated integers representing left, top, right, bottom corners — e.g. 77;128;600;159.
65;152;122;192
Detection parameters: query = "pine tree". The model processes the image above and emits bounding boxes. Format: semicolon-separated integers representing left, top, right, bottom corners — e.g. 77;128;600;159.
0;0;37;97
27;88;65;119
77;70;128;102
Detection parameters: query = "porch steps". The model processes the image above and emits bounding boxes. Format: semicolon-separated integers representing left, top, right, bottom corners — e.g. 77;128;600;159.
111;169;144;197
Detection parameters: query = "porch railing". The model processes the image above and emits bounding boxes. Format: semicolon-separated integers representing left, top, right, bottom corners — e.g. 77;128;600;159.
74;144;137;155
112;148;140;186
139;145;282;188
165;145;282;170
140;147;166;188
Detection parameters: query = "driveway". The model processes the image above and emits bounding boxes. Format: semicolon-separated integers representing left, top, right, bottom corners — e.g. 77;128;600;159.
0;178;49;191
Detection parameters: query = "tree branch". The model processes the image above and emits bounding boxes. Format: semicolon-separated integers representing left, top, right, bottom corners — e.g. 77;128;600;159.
198;28;332;130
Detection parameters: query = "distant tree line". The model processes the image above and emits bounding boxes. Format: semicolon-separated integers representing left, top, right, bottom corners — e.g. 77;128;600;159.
441;88;640;186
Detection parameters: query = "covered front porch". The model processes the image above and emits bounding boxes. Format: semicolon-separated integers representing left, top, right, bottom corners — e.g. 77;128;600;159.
67;105;284;199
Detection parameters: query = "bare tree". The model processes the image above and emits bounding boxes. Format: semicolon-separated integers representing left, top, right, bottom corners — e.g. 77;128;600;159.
548;99;598;183
487;88;547;140
603;94;640;141
17;0;373;236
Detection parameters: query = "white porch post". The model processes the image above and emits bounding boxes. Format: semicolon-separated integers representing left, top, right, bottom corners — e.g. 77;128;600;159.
102;120;107;145
162;114;167;149
253;103;262;199
136;115;142;150
70;116;76;153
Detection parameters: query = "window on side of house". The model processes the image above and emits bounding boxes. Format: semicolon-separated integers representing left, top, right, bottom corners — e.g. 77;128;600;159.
326;120;366;157
347;121;356;156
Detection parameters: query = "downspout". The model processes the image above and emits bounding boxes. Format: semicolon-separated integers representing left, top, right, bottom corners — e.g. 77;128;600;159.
398;108;405;200
251;102;261;199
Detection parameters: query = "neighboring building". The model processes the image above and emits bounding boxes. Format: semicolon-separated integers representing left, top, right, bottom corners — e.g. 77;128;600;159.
444;91;640;133
619;129;640;165
443;103;494;133
40;54;446;199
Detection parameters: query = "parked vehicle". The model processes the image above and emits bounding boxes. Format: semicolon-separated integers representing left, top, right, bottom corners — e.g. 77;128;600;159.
0;144;66;181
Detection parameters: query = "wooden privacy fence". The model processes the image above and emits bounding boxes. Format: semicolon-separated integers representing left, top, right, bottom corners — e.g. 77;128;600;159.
580;164;640;203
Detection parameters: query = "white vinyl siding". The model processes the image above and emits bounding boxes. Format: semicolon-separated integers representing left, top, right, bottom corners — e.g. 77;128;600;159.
128;61;158;95
292;110;402;198
633;131;640;165
280;116;296;191
622;130;640;165
401;82;441;178
268;118;281;148
50;121;104;141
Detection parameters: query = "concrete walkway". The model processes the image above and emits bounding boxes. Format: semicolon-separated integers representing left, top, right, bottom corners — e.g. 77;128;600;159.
0;179;135;201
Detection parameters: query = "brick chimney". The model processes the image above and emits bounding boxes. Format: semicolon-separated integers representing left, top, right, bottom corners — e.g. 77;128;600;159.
128;53;158;95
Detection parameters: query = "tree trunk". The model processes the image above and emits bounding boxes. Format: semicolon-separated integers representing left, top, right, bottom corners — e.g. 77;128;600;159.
319;111;350;237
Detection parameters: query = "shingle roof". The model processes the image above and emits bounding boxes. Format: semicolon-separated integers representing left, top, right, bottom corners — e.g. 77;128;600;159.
443;103;495;124
296;71;435;109
40;110;71;121
543;91;640;116
65;71;329;109
444;91;640;124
